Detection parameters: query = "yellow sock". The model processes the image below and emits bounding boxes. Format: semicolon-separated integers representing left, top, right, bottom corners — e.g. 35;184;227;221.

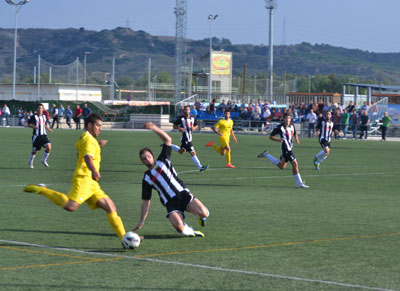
226;150;231;164
40;188;68;208
212;143;221;154
107;211;126;240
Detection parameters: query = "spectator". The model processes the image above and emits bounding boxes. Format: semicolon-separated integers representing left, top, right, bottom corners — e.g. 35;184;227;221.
51;104;59;129
74;105;82;129
199;100;207;112
43;108;51;127
208;99;216;115
2;104;11;127
306;109;317;138
341;109;350;139
82;104;92;124
317;100;325;114
194;98;201;111
217;99;226;112
65;105;73;129
346;101;355;113
332;109;342;139
18;107;25;126
359;110;370;139
360;101;369;112
349;108;358;140
58;104;65;121
190;105;198;118
380;111;393;141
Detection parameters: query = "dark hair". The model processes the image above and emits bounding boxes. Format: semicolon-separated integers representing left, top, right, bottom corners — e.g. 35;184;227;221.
139;147;154;159
85;113;103;128
283;113;291;119
37;103;44;108
184;105;190;110
224;109;231;113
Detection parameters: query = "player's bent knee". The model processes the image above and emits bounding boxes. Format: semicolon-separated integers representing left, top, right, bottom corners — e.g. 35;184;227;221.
64;200;79;212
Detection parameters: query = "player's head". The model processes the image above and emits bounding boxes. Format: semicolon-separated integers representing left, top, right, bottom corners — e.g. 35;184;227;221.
139;147;155;168
283;113;292;125
325;111;332;120
224;109;231;119
36;103;44;114
85;113;103;137
183;105;190;116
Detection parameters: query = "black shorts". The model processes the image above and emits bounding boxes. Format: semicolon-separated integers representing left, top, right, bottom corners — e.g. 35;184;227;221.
280;150;296;163
319;139;331;149
32;135;50;151
180;141;195;153
165;191;194;218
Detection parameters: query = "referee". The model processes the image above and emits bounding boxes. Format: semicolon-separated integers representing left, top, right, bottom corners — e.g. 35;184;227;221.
28;103;53;168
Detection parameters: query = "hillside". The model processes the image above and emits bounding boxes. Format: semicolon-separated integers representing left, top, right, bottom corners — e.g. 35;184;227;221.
0;27;399;84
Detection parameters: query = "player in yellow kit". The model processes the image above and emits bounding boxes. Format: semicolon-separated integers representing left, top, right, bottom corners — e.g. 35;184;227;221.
24;113;127;247
206;109;238;168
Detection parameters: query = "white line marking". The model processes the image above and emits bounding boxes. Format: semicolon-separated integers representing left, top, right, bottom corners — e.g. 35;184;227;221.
3;172;397;188
0;239;395;291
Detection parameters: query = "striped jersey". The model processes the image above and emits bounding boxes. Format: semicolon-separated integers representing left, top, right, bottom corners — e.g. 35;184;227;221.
316;118;338;142
271;123;296;151
174;116;197;143
142;145;190;205
28;114;47;136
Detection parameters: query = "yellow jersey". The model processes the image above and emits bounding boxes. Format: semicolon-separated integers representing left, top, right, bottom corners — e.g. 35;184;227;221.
73;131;101;177
215;118;234;140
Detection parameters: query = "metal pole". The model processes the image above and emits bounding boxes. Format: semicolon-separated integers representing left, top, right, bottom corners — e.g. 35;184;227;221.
110;57;115;100
84;54;87;85
12;6;19;100
49;67;52;84
188;57;193;97
267;8;274;100
148;57;151;101
33;66;36;84
208;18;212;100
37;55;41;100
76;57;79;101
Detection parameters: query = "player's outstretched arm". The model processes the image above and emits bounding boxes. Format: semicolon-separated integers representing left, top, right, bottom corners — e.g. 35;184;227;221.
132;200;151;231
144;122;172;146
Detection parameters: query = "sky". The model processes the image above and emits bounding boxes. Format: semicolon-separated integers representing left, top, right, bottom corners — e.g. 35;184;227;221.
0;0;399;53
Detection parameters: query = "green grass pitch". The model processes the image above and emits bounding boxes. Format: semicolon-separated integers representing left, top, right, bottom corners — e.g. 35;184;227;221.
0;127;399;290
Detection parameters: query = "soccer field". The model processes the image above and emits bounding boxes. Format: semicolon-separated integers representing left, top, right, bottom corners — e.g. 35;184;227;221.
0;127;399;291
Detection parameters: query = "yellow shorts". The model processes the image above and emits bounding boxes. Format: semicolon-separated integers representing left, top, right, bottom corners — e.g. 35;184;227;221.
68;176;109;210
218;136;230;149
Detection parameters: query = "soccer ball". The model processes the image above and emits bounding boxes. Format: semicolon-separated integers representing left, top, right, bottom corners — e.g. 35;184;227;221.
122;231;141;249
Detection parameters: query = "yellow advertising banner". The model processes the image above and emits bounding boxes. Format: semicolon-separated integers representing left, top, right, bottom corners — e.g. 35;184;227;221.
211;52;231;75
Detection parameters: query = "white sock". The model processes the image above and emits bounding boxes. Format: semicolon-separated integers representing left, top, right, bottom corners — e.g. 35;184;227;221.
315;150;325;159
171;144;180;152
294;173;303;185
28;154;36;164
180;223;195;236
317;153;328;163
42;151;50;162
192;155;202;169
266;153;280;165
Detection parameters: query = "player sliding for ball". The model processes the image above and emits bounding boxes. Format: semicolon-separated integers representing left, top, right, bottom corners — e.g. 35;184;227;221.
131;122;209;238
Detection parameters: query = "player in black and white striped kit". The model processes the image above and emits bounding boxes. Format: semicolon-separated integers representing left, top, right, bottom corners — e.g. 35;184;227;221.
27;104;53;169
131;122;209;238
257;113;309;188
172;105;208;172
313;111;342;170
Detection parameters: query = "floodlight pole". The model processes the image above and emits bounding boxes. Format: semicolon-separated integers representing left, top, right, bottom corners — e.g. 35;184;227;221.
208;14;218;100
83;51;91;84
5;0;30;100
265;0;276;101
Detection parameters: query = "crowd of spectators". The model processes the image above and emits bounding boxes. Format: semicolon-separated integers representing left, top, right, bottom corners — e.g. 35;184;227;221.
1;103;92;129
180;98;381;138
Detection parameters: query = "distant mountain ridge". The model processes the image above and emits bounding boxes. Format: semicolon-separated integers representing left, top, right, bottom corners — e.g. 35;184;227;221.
0;27;399;84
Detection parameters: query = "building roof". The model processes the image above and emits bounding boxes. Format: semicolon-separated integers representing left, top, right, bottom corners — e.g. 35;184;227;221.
342;83;400;91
